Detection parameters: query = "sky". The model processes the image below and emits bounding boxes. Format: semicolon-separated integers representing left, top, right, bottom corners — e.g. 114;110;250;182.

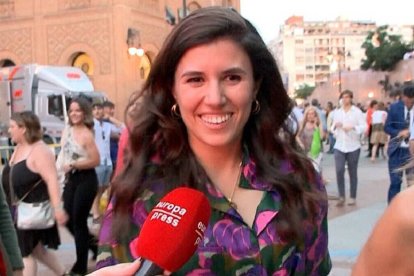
240;0;414;43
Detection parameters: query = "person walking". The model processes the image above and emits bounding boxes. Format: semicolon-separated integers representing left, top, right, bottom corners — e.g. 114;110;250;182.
331;90;366;206
384;85;414;203
370;101;388;162
102;101;123;177
90;103;119;227
3;111;67;275
56;98;100;275
311;99;327;141
96;7;331;275
296;106;324;172
365;100;378;158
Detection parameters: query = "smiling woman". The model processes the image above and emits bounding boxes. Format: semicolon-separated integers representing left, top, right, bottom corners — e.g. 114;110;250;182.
96;7;331;275
172;39;257;150
56;98;100;275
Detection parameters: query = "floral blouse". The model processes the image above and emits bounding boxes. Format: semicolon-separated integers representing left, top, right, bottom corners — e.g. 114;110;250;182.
96;155;331;275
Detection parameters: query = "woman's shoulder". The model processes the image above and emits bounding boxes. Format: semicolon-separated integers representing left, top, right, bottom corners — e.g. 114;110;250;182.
75;126;95;144
32;141;53;156
389;187;414;228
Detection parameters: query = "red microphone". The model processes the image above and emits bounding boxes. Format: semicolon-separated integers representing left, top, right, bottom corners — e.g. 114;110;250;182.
134;187;211;275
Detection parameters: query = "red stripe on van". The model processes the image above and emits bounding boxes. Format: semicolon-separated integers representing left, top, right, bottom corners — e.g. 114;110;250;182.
8;66;21;80
66;72;81;79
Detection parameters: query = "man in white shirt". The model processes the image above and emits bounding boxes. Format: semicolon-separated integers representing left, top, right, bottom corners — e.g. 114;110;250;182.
91;103;120;224
331;90;367;206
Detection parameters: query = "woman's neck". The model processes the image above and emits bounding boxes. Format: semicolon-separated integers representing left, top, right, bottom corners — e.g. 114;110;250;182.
16;140;30;148
190;141;243;177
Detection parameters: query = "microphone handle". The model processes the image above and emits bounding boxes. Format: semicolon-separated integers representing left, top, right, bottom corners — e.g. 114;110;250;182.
134;259;164;276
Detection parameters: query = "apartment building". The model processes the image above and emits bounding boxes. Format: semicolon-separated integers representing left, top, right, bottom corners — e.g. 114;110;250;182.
271;16;414;98
271;16;377;96
0;0;240;116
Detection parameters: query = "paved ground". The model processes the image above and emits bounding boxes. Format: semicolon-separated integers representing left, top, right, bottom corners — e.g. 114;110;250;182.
324;148;390;276
24;145;401;275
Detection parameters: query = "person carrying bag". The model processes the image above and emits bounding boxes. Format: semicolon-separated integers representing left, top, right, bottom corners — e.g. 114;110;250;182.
8;171;54;230
1;111;67;275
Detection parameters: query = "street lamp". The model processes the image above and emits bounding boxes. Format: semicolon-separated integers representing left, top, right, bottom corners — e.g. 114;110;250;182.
127;28;144;57
327;50;346;94
338;51;343;94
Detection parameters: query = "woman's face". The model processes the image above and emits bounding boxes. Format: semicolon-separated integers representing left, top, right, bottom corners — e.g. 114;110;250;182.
8;120;25;144
307;110;317;121
68;102;84;125
173;38;257;150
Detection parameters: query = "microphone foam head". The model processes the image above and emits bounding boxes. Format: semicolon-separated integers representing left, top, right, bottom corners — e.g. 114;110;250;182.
136;187;211;272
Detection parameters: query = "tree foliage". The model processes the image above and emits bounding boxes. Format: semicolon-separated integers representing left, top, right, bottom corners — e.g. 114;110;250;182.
294;84;315;99
361;25;413;71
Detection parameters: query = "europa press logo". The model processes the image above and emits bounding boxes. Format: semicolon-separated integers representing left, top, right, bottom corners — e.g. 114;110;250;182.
150;201;187;227
149;200;207;245
133;188;211;272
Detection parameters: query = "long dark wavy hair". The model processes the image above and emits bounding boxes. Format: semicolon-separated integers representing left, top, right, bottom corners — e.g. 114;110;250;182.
112;7;324;245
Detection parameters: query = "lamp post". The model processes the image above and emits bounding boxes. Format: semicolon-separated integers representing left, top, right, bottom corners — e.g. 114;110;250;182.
127;28;144;57
327;50;345;94
338;51;342;94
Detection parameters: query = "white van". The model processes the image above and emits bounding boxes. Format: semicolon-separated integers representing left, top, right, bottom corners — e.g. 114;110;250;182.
0;64;106;145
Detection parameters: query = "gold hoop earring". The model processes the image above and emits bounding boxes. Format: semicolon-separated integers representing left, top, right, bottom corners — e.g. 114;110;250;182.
171;103;181;118
252;100;260;114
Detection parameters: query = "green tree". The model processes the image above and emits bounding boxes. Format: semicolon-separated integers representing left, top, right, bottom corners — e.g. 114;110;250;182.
361;25;412;71
294;84;315;99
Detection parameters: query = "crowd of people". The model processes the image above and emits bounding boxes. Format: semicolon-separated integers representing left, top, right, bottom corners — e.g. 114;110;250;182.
0;98;124;275
295;86;414;206
0;6;413;276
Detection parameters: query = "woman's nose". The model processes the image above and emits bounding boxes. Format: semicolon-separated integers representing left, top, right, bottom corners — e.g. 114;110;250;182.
204;82;226;106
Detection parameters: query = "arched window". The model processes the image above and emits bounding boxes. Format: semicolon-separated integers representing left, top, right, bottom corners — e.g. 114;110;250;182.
0;59;15;67
72;53;94;76
139;53;151;80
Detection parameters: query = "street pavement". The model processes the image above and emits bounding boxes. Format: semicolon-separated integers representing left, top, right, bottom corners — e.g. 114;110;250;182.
32;145;398;275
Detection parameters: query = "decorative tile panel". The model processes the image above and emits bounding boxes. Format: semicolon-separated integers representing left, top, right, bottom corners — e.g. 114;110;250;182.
47;19;111;74
0;28;32;63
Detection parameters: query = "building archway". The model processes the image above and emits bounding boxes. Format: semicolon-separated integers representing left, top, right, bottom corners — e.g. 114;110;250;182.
0;59;15;67
139;53;151;80
57;43;101;77
72;52;94;76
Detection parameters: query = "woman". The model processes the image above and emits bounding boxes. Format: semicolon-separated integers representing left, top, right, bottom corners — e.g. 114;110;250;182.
370;101;388;161
2;111;67;275
56;98;100;275
297;106;324;172
97;7;331;275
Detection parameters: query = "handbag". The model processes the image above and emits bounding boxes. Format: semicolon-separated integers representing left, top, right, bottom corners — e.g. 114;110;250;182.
16;197;54;230
310;127;322;159
9;168;55;230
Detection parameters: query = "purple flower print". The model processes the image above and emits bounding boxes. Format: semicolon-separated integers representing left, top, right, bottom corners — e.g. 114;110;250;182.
213;219;259;260
131;201;149;226
187;269;215;276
